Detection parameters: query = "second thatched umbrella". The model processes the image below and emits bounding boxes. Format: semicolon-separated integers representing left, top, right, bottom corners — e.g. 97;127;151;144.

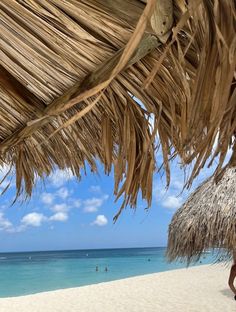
167;167;236;263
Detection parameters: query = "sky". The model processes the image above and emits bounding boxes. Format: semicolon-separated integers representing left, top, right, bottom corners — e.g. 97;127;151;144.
0;150;221;253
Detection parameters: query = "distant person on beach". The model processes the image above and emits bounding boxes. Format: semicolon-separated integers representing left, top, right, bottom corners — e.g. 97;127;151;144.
96;266;98;272
228;250;236;300
105;267;108;272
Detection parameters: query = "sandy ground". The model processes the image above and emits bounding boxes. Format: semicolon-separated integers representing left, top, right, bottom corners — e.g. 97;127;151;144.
0;265;235;312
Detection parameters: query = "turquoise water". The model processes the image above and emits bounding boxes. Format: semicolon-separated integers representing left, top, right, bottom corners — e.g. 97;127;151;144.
0;247;214;298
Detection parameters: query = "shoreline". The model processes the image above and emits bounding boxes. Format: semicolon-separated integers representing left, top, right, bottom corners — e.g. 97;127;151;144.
0;264;235;311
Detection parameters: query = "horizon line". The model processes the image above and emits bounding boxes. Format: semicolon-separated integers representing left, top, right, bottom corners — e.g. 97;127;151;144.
0;246;167;254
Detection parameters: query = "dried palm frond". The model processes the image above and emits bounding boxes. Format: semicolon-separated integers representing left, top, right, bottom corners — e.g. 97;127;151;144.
0;0;235;218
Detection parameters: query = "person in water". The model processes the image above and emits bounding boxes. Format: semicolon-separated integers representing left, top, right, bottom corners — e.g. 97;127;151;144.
228;250;236;300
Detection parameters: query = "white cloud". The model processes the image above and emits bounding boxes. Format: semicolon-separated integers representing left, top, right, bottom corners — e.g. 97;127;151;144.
51;203;69;213
172;180;184;192
0;213;13;232
41;192;54;205
162;196;183;209
83;198;101;212
91;215;108;226
20;210;69;230
0;207;70;233
41;187;69;206
49;169;74;188
57;187;69;200
72;199;81;208
83;195;108;213
21;213;46;227
50;212;68;222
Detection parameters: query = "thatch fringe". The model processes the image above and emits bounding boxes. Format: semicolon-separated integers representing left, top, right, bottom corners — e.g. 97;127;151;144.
0;0;235;217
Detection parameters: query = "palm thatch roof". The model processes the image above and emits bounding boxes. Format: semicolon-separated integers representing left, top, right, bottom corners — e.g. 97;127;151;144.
0;1;235;218
167;167;236;263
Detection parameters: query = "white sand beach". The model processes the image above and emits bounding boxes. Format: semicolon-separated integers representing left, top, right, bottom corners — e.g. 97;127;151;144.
0;265;234;312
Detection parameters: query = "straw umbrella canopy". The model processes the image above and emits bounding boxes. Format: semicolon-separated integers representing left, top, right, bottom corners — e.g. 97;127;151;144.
0;1;235;218
167;167;236;263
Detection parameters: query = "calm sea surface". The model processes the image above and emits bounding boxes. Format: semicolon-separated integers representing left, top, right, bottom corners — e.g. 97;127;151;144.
0;247;214;297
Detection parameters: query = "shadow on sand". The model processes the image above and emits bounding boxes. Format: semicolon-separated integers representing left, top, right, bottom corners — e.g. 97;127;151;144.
220;288;234;300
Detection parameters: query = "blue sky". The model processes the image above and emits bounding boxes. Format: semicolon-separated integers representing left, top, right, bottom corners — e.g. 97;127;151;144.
0;153;225;252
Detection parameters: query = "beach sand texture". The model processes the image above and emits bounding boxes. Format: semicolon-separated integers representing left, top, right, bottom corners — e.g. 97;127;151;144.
0;265;234;312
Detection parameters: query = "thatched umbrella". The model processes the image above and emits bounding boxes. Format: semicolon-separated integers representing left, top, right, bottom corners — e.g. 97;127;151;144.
167;167;236;263
0;0;235;218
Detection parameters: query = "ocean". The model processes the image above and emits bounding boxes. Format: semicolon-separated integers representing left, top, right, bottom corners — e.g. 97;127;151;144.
0;247;214;298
